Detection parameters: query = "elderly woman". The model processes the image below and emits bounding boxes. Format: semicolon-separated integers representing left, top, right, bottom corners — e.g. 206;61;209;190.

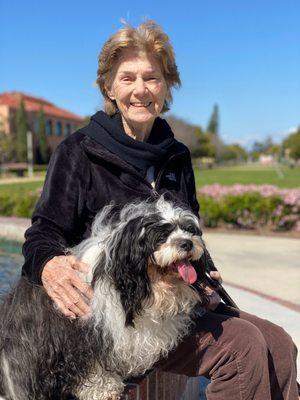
22;22;298;399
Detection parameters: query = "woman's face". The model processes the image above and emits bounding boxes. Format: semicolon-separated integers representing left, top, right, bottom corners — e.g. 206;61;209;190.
107;49;168;136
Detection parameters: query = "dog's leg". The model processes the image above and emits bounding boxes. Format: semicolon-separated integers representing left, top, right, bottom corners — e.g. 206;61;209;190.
1;353;25;400
75;367;124;400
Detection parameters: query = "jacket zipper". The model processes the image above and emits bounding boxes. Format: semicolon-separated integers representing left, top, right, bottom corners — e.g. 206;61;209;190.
146;152;185;198
154;153;184;190
138;150;186;193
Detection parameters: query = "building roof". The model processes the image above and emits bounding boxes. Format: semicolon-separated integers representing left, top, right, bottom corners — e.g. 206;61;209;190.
0;91;85;123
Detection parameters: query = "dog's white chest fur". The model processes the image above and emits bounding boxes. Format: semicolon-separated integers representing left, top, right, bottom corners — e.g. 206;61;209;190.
91;277;200;377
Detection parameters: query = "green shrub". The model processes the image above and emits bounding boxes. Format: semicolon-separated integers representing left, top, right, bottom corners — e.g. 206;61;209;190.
198;196;223;227
0;193;16;216
12;192;38;217
198;192;298;231
221;193;282;228
0;191;38;217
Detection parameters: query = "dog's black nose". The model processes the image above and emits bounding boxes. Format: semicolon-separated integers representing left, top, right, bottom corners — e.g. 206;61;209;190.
178;239;193;252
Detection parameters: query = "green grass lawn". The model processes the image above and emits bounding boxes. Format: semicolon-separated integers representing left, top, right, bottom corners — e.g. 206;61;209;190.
0;164;299;199
0;180;44;195
194;165;300;188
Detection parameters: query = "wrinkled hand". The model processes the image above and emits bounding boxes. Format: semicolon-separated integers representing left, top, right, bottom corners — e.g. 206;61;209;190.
204;271;222;311
41;255;93;318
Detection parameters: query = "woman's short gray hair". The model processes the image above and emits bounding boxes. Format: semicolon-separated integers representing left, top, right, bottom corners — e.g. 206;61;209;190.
96;21;181;115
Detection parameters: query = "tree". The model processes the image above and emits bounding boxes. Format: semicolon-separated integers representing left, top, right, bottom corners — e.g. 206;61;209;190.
166;115;200;150
282;127;300;160
250;136;279;160
15;100;28;162
206;104;219;136
251;136;274;154
266;144;281;156
221;144;248;162
36;108;48;163
0;121;14;163
206;104;225;161
192;126;216;158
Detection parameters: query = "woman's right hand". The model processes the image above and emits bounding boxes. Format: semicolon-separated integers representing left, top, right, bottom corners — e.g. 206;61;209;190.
41;255;94;319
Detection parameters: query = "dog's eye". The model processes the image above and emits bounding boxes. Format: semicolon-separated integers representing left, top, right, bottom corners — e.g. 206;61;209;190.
186;226;201;235
179;223;201;236
154;223;176;244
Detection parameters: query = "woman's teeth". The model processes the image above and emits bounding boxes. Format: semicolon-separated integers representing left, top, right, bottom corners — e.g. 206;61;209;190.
131;102;151;107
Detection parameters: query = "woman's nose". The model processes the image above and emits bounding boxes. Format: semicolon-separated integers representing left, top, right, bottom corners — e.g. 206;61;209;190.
133;77;147;95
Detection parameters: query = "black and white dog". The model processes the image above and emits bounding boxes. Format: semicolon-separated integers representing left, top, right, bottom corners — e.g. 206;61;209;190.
0;197;206;400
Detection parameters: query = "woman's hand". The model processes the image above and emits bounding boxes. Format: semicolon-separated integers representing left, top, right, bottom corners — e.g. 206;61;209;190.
41;255;93;319
204;271;222;311
209;270;222;284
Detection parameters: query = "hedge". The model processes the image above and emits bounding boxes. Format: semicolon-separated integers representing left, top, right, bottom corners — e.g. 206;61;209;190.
0;192;38;218
0;184;299;232
198;184;300;232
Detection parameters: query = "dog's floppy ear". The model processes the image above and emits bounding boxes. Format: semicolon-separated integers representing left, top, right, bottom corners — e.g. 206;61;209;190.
109;216;152;327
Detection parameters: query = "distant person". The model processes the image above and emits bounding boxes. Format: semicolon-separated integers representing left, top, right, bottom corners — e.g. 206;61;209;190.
22;21;299;399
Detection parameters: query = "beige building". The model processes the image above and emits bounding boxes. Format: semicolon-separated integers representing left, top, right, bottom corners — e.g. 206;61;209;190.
0;91;85;154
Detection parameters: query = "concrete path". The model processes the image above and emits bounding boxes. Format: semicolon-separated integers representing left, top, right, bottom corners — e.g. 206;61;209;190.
0;216;30;242
203;231;300;376
203;232;300;305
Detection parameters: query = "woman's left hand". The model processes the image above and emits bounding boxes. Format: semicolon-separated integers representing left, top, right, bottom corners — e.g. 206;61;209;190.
41;255;93;318
209;270;223;284
204;271;222;311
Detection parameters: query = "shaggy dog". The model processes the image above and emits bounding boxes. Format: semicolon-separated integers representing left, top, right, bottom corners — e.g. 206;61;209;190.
0;197;206;400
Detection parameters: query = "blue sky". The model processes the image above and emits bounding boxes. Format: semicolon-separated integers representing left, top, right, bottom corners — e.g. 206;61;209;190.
1;0;299;148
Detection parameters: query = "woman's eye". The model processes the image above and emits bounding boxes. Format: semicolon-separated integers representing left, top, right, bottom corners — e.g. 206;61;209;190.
121;76;133;82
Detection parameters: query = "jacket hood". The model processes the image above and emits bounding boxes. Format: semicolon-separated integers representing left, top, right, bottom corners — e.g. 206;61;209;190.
83;111;177;176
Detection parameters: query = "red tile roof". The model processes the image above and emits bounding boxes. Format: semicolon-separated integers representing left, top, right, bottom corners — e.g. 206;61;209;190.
0;91;85;123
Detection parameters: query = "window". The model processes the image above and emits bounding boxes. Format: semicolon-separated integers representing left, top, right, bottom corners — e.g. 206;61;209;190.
64;123;71;136
33;119;39;133
46;120;53;136
56;121;62;136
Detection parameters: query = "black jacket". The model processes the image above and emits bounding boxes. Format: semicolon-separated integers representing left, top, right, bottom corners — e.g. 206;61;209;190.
22;118;203;284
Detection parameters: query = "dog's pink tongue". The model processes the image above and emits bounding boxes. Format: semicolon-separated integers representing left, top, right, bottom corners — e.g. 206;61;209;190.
175;259;197;284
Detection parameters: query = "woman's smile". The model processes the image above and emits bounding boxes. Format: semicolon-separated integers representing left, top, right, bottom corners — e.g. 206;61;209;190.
107;49;168;140
130;101;152;107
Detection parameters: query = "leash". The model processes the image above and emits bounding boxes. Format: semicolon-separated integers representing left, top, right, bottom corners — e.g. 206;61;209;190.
194;249;239;309
203;270;239;309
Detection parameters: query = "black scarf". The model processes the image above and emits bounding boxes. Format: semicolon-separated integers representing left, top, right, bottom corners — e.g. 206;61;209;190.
88;111;176;176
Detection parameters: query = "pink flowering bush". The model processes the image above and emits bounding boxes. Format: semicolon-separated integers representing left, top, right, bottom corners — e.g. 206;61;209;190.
198;184;300;232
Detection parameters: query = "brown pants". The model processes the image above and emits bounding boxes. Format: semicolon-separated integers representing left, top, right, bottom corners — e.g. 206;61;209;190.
157;303;299;400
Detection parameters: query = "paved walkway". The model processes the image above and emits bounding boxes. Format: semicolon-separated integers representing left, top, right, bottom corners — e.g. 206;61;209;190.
203;231;300;375
203;232;300;305
0;216;30;242
0;218;299;374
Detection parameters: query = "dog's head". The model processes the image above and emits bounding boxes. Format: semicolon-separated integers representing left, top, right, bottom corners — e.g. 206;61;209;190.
92;197;204;326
